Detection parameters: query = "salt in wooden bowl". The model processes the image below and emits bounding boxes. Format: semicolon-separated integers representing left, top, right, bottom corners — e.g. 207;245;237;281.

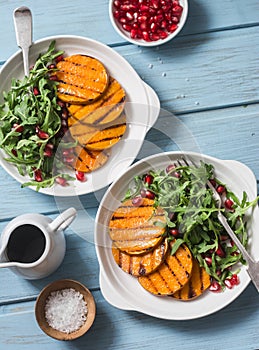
35;279;96;340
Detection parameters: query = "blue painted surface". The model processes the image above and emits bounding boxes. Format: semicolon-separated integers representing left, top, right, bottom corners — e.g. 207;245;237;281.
0;0;259;349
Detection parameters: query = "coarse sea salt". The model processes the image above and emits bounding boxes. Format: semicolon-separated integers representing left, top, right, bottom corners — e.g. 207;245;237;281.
44;288;88;334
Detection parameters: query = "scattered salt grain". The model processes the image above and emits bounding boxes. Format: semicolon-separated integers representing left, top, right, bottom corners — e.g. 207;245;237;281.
45;288;88;334
162;72;167;77
148;63;153;69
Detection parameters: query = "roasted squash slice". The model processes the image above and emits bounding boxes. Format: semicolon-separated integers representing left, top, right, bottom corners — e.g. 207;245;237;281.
173;258;211;300
112;239;168;276
83;112;127;150
109;198;166;241
113;235;164;255
56;54;109;104
68;77;126;126
138;243;193;295
69;112;126;150
109;198;166;254
72;145;110;173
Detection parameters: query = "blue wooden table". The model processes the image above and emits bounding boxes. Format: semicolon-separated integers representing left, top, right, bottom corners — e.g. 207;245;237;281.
0;0;259;349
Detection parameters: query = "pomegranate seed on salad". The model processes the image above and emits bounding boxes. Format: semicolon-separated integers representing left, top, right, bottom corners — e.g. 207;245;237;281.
113;0;183;42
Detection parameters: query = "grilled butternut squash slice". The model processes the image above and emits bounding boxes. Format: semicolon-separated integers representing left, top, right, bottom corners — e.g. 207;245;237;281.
138;243;193;295
112;239;168;276
68;77;126;126
69;112;126;150
109;198;167;254
56;54;109;104
84;112;127;150
173;258;211;300
72;145;110;173
113;236;164;255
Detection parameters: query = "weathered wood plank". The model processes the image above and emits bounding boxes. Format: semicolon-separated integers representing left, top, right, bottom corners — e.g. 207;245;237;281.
114;26;259;113
0;286;259;350
0;0;259;62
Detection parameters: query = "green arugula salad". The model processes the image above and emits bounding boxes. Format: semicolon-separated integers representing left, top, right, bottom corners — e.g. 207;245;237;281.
0;41;76;191
124;161;259;292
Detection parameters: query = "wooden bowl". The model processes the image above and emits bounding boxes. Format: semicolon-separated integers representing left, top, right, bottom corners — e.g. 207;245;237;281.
35;279;96;340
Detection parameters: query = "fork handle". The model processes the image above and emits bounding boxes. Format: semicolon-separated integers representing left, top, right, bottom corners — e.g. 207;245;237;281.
217;212;255;266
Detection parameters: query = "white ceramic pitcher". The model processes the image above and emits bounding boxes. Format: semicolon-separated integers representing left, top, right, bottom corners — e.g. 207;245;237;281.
0;207;77;279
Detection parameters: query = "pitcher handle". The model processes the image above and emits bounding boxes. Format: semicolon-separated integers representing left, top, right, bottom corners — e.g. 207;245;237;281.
49;208;77;232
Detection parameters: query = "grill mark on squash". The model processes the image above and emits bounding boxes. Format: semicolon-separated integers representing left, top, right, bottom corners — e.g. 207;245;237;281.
68;77;125;126
172;258;211;300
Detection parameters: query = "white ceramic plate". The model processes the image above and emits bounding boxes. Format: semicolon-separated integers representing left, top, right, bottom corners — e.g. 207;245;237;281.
0;35;160;196
95;151;259;320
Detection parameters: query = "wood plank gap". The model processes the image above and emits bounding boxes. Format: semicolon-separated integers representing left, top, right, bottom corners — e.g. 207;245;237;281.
168;100;259;117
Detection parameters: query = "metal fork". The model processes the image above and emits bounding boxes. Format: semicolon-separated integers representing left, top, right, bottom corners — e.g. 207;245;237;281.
177;157;259;293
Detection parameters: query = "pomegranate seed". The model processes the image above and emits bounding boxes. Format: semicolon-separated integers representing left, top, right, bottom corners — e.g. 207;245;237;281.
36;126;49;139
142;31;151;41
205;256;212;266
44;147;53;158
63;156;74;164
11;149;17;156
224;278;233;289
113;10;121;19
216;185;225;194
55;176;68;186
126;11;134;21
76;170;87;182
130;29;139;38
62;148;74;156
57;100;66;108
122;23;132;31
166;164;176;173
161;20;168;29
150;22;158;32
159;30;168;39
172;0;179;6
49;74;58;81
215;244;225;258
47;63;56;70
230;274;240;286
143;174;154;185
140;22;149;30
55;55;64;63
171;16;179;24
140;4;149;11
209;281;222;293
61;108;69;120
140;189;155;199
168;228;180;237
119;16;127;24
132;196;144;206
150;0;159;9
172;5;183;14
225;199;234;210
168;24;178;33
113;0;122;8
34;169;43;182
150;33;160;40
13;123;24;133
209;178;217;187
33;87;40;96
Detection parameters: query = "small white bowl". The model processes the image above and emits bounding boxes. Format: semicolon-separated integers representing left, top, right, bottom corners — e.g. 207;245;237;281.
109;0;188;47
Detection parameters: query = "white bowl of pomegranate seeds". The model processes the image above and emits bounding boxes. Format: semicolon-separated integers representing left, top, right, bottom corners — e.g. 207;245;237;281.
109;0;188;46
